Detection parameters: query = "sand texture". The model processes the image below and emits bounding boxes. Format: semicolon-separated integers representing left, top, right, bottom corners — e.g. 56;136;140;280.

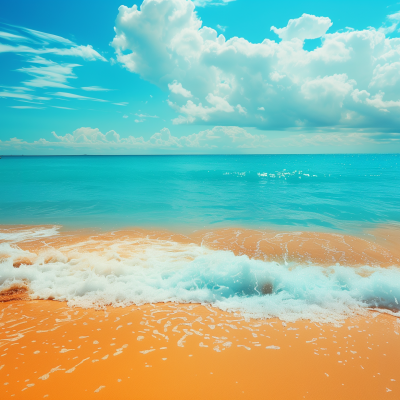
0;301;399;399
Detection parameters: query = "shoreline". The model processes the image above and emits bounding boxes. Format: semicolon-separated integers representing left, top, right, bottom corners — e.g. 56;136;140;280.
2;223;400;267
2;219;400;241
1;223;400;320
1;224;400;397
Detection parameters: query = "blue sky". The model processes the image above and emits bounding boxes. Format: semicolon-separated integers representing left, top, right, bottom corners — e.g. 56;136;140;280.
1;0;400;154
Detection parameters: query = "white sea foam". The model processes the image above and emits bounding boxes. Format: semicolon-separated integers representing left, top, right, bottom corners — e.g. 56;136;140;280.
0;238;399;323
0;226;60;243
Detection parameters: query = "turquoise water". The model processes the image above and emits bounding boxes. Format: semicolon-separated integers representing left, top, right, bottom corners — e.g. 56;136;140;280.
1;154;399;232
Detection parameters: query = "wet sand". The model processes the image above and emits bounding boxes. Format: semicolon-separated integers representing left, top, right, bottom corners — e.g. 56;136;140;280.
0;300;399;399
4;224;400;268
192;226;400;267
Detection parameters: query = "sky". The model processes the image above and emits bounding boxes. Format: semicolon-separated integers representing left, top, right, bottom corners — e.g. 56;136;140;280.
1;0;400;154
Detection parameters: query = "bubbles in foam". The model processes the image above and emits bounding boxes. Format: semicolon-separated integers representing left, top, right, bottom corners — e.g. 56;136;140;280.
0;238;399;323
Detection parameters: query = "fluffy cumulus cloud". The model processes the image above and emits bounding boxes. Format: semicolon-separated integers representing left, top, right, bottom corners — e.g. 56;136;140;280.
271;14;332;41
111;0;400;133
168;80;193;97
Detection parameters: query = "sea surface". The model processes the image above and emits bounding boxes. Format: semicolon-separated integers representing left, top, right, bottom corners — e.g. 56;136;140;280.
0;154;399;231
1;154;400;322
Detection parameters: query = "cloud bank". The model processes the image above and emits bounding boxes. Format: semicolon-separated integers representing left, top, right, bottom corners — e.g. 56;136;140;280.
111;0;400;133
2;125;398;155
50;126;270;149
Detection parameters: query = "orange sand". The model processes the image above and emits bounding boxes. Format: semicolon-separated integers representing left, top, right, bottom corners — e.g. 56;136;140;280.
0;300;399;399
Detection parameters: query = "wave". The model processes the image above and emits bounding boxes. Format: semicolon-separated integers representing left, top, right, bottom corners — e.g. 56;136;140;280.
1;235;399;323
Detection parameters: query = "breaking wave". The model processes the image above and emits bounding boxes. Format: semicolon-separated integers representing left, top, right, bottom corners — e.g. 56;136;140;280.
1;235;399;323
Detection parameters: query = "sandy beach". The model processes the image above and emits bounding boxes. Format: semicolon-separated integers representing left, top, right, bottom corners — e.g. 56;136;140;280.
0;300;399;399
1;225;400;398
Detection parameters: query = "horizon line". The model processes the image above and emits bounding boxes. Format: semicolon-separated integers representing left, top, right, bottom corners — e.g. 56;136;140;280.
1;153;399;157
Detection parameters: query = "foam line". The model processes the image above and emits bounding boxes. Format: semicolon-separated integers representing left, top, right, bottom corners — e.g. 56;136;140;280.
1;238;400;323
0;226;60;243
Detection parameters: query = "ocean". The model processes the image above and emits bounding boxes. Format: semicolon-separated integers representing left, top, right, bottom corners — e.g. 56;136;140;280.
1;154;400;322
1;154;400;231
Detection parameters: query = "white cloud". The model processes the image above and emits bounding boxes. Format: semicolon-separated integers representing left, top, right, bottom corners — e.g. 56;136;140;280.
51;45;106;61
388;12;400;21
236;104;247;114
301;74;354;101
369;62;400;88
0;43;105;61
170;93;235;124
365;92;400;109
0;85;33;92
168;80;193;97
20;27;74;46
18;100;44;104
82;86;113;91
112;0;400;132
271;14;332;41
51;127;120;144
135;113;159;118
0;24;108;110
269;71;285;82
43;126;270;150
0;91;50;101
52;106;76;110
9;105;44;109
50;92;107;102
0;25;105;61
114;102;128;106
3;125;397;154
193;0;235;7
0;31;31;42
0;91;36;100
351;89;370;103
18;56;80;89
379;11;400;35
